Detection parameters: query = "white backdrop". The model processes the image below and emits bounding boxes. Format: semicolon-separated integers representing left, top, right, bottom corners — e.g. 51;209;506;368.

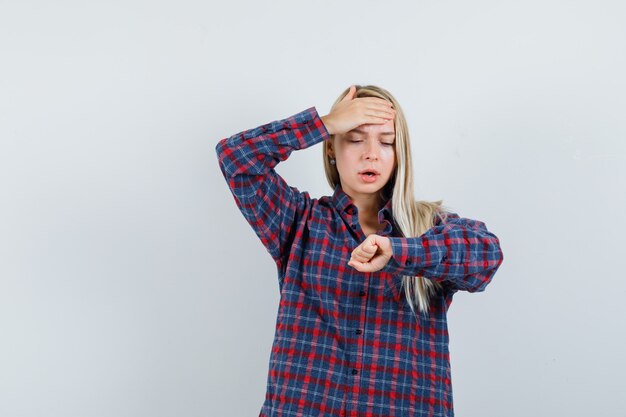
1;1;625;416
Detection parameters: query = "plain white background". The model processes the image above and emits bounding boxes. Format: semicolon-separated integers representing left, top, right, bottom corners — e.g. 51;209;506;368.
1;1;625;416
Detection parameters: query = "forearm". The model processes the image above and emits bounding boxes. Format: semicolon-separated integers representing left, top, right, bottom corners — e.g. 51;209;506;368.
381;216;504;292
216;107;330;181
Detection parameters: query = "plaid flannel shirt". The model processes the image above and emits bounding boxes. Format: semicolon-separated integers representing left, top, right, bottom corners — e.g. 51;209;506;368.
215;107;504;417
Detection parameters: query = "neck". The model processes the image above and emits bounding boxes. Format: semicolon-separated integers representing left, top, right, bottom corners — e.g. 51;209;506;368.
342;184;382;217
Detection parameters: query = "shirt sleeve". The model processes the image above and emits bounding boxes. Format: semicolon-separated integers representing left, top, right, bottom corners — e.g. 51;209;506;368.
215;106;330;270
381;212;504;292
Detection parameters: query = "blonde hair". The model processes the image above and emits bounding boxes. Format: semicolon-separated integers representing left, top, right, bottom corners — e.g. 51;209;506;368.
323;85;452;316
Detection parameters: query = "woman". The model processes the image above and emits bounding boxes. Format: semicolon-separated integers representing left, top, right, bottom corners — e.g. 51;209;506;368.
216;84;504;417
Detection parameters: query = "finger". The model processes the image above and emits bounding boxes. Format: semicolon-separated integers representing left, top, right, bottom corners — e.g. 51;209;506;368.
353;252;371;263
350;249;371;263
357;99;394;112
365;104;395;117
353;238;377;254
363;105;395;120
364;114;395;125
341;85;356;102
365;109;395;120
351;241;377;262
360;97;394;107
362;239;378;254
348;259;371;272
348;260;358;271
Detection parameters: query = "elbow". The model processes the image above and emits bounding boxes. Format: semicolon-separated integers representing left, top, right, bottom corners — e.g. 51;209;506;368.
472;239;503;293
466;237;503;293
479;230;503;271
215;137;228;160
215;137;232;177
491;236;504;270
466;268;497;293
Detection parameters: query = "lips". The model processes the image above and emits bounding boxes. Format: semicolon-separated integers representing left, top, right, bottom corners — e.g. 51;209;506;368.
358;169;381;176
358;169;380;183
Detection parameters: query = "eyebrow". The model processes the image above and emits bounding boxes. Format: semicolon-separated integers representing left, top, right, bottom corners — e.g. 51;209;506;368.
350;128;395;136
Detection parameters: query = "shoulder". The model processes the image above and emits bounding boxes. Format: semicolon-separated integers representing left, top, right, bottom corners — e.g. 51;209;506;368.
315;194;336;216
318;194;332;207
289;192;334;219
305;194;342;223
412;199;462;226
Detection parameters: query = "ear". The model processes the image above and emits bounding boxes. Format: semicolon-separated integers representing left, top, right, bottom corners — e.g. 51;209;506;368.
326;140;335;158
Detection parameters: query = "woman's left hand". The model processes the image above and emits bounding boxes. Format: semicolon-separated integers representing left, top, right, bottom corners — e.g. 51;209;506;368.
348;234;393;273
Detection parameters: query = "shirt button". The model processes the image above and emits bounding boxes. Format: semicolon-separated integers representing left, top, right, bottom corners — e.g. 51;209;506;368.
351;369;358;375
355;329;362;335
359;290;366;296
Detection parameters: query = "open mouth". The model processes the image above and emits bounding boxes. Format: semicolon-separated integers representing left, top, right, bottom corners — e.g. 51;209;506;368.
359;169;380;182
359;169;380;176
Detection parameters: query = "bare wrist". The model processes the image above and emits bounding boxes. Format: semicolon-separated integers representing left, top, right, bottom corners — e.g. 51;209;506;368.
320;115;335;135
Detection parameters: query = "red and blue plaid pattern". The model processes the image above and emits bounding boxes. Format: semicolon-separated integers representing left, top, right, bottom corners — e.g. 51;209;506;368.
215;107;504;417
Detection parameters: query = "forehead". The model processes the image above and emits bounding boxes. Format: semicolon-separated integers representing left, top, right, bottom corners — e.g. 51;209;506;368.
349;119;395;135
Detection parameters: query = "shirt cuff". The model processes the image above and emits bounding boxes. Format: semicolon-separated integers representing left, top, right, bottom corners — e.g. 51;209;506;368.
381;236;446;276
266;106;331;149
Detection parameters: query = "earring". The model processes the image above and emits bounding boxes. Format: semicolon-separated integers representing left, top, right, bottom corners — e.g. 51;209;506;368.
330;158;336;165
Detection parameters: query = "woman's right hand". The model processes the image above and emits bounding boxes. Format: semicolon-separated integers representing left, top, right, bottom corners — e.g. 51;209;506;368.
320;85;396;135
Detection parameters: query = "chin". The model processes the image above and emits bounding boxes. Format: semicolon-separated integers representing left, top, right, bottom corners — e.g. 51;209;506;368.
353;183;385;193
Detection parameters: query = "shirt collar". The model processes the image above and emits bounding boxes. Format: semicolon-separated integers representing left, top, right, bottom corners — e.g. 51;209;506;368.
331;183;394;223
331;183;354;214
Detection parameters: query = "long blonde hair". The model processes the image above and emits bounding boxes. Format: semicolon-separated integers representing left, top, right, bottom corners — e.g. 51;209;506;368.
323;85;452;316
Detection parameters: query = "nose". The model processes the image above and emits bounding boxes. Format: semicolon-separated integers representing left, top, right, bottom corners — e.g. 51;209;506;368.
363;141;379;161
